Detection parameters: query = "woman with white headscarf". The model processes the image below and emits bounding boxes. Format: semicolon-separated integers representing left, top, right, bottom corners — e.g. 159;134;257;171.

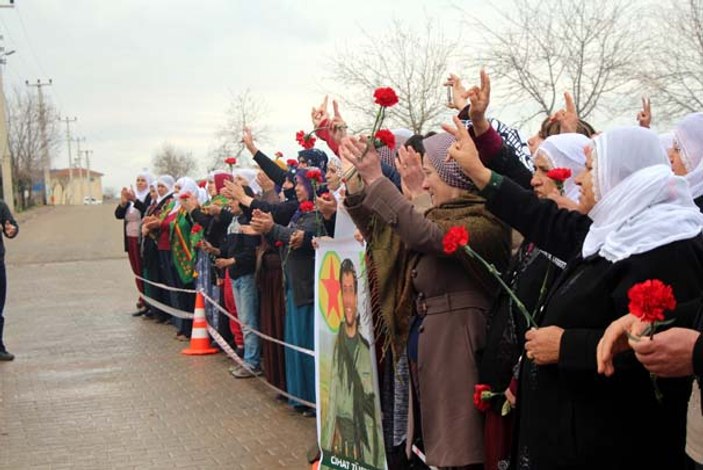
115;171;154;316
670;113;703;208
471;131;587;469
162;177;200;340
140;175;176;323
656;113;703;469
445;120;703;469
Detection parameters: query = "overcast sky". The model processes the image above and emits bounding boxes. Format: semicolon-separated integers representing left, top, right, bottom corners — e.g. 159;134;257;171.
0;0;655;192
0;0;480;191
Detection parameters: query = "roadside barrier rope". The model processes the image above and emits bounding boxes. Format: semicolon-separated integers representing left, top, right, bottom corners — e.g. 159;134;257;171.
136;275;314;356
134;274;317;407
206;323;317;410
199;290;315;358
136;274;198;294
141;293;194;319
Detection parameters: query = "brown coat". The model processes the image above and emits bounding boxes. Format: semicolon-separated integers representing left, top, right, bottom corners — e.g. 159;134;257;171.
346;178;510;467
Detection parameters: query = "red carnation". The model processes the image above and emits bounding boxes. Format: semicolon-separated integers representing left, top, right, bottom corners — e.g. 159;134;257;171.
628;279;677;323
197;179;207;188
275;151;284;159
373;87;399;107
179;192;192;201
320;192;332;201
306;169;323;183
442;226;470;255
275;240;284;248
546;168;572;183
296;130;317;150
299;201;315;213
224;157;237;166
191;224;203;234
473;384;493;412
287;159;298;168
375;129;396;149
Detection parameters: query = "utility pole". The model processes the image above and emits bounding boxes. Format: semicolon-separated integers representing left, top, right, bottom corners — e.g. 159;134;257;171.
0;38;14;212
57;116;76;204
26;79;52;205
83;149;92;202
73;136;85;203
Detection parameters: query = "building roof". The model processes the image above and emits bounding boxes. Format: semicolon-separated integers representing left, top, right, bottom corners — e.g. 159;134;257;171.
50;168;104;178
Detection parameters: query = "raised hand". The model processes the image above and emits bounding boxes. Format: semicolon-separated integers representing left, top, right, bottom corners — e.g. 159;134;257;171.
443;73;469;110
550;91;579;133
441;116;491;189
328;99;348;145
637;97;652;128
250;210;274;234
311;95;329;129
223;179;247;203
339;135;383;186
467;70;491;134
257;171;275;193
396;145;425;199
120;187;130;205
316;192;337;220
242;127;257;155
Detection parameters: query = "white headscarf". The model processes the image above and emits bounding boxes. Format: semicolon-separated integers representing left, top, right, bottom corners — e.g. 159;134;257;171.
232;168;262;194
197;187;209;204
537;133;589;202
170;177;200;214
156;175;175;204
135;172;154;203
582;126;703;262
674;113;703;199
659;132;674;153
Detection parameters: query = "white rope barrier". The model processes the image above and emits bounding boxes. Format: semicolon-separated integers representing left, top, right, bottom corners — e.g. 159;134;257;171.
135;274;317;408
136;274;198;294
141;293;194;319
199;290;315;358
206;324;317;410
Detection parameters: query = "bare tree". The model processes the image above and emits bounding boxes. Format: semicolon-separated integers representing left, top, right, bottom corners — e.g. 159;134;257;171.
211;89;269;169
6;87;61;210
637;0;703;122
465;0;640;124
327;18;457;134
152;142;197;179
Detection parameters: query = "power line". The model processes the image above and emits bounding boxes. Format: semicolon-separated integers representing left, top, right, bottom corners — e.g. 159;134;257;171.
14;4;66;113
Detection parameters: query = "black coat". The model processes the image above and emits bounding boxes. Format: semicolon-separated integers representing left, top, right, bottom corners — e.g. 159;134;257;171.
484;175;703;470
0;200;18;261
114;195;151;252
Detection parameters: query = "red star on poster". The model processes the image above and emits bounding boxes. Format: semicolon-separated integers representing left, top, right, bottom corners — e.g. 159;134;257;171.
321;259;341;323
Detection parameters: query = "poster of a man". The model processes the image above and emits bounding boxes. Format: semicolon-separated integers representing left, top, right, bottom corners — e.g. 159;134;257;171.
316;239;386;470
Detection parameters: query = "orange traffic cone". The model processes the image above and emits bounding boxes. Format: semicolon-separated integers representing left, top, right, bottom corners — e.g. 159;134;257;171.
182;292;218;356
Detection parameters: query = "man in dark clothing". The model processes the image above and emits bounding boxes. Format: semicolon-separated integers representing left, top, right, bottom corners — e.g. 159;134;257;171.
0;200;18;361
210;188;262;378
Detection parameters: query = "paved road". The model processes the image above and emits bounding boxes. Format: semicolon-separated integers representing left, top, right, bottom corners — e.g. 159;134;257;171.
0;204;316;469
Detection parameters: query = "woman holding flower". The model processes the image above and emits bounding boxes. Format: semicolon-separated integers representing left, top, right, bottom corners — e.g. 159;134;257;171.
445;117;703;469
465;93;588;468
340;131;510;469
249;169;328;416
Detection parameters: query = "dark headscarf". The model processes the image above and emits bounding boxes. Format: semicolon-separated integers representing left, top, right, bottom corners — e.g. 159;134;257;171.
298;148;329;173
423;132;476;191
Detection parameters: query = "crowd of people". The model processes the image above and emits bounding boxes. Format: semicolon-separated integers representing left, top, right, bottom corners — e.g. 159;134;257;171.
115;70;703;470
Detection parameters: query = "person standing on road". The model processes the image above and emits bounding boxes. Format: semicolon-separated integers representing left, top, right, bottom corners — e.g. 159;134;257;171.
0;200;19;361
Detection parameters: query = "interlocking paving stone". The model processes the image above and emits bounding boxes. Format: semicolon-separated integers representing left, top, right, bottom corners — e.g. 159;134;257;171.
0;206;316;469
